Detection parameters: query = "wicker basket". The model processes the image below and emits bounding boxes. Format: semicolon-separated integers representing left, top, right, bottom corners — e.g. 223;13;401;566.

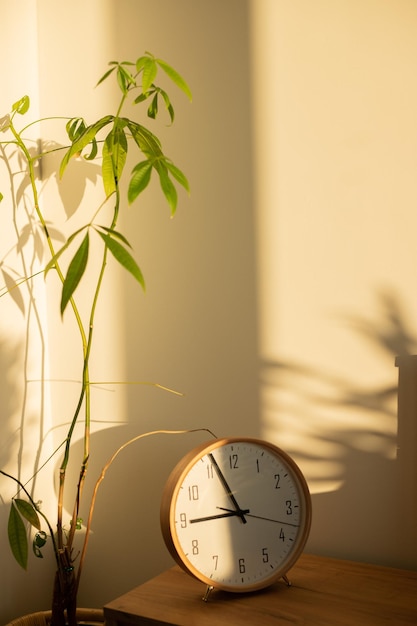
6;608;104;625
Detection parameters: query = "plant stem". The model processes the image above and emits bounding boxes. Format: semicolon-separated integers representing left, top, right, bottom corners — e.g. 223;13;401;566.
8;119;90;560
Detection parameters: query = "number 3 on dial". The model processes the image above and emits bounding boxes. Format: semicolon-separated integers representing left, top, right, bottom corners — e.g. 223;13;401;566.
160;438;312;593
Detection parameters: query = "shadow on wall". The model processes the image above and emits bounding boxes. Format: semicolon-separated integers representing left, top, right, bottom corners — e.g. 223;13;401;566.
42;142;102;221
0;139;101;484
0;336;23;477
0;329;60;621
0;143;49;495
260;289;417;570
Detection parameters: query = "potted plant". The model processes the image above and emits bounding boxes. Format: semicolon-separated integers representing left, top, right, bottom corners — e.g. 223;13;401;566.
0;51;192;625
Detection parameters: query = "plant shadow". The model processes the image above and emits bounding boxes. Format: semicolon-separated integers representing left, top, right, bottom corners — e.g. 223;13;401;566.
259;288;417;570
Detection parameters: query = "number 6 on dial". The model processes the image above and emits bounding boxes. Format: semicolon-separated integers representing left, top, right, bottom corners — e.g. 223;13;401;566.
160;437;312;593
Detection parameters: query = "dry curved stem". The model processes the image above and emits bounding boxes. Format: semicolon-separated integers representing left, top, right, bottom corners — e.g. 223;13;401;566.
75;427;217;592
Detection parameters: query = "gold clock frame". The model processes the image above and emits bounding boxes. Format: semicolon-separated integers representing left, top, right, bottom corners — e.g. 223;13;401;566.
160;437;312;595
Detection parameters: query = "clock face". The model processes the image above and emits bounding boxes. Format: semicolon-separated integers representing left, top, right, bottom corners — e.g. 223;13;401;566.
160;438;312;592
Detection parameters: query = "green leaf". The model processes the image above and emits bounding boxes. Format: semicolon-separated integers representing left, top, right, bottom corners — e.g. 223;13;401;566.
134;91;151;105
95;226;133;248
15;499;41;530
60;115;114;178
135;55;148;74
128;161;152;204
134;86;174;123
102;121;129;197
126;120;162;159
117;65;135;95
33;531;47;558
156;59;192;101
96;64;117;87
61;233;89;315
84;137;98;161
102;142;116;197
70;517;83;530
110;123;128;181
165;160;190;193
154;161;177;216
147;93;158;119
0;192;3;202
44;225;88;278
12;95;30;115
142;57;157;93
8;502;28;569
158;88;175;124
98;232;145;290
66;117;86;142
34;530;47;547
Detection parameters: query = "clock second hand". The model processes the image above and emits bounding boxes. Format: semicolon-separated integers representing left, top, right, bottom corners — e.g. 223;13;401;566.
218;507;300;529
208;453;248;523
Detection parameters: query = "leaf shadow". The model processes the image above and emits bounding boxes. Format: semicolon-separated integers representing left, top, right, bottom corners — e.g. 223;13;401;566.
42;142;102;221
260;287;417;568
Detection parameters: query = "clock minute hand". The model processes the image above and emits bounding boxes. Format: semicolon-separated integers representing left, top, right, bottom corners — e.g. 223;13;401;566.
208;453;248;523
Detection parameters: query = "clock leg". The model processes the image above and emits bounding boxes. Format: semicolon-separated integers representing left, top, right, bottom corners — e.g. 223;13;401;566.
202;585;215;602
282;574;292;587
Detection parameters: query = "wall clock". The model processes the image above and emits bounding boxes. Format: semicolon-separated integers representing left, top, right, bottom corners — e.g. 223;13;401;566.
160;437;312;597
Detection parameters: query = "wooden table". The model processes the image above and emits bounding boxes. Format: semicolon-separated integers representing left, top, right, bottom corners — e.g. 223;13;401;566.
103;553;417;625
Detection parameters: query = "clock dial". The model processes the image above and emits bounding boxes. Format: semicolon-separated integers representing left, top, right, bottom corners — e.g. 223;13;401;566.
161;438;312;592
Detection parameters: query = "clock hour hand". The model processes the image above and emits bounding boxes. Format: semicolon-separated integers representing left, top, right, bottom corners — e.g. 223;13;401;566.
208;453;248;523
190;508;250;524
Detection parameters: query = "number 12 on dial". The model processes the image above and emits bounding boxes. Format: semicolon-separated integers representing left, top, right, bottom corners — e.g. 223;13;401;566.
160;438;312;593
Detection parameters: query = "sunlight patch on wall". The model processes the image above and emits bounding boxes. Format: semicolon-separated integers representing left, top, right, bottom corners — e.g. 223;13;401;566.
249;0;417;510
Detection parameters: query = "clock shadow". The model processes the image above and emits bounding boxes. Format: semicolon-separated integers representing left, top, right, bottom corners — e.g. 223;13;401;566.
204;577;290;603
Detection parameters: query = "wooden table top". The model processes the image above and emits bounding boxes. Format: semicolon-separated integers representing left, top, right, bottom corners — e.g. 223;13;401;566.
103;553;417;625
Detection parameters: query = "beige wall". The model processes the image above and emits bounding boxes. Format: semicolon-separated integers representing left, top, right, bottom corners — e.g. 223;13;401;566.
0;0;416;622
251;0;417;568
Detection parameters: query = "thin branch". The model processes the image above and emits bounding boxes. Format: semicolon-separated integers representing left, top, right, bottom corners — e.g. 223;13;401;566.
75;428;217;590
